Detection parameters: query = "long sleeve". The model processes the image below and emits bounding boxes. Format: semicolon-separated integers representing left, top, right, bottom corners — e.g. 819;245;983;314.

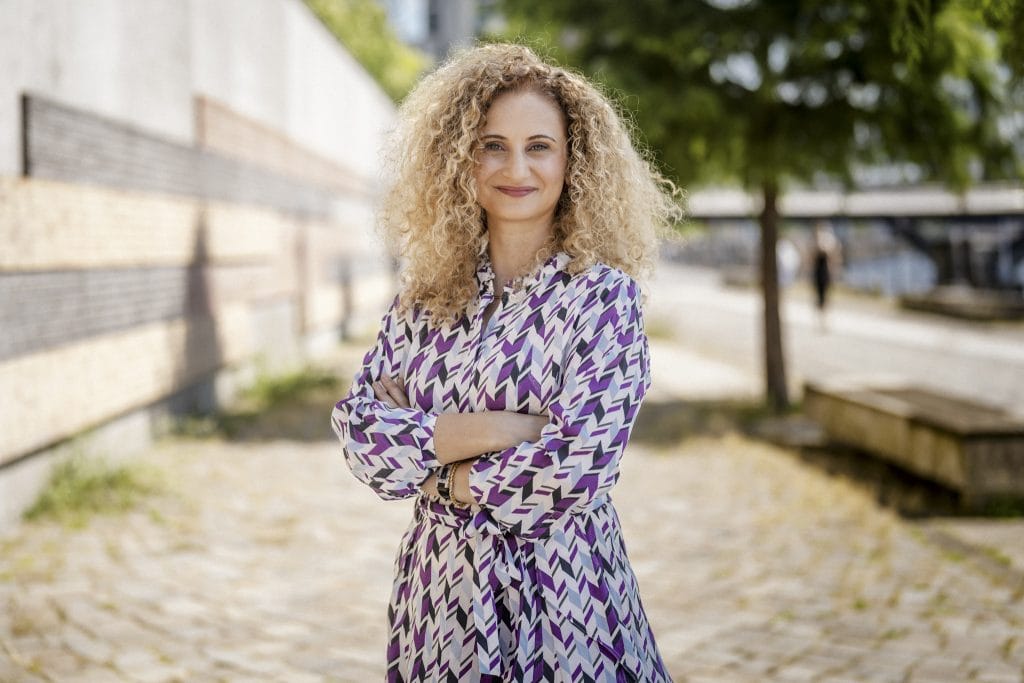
468;271;652;539
331;295;439;500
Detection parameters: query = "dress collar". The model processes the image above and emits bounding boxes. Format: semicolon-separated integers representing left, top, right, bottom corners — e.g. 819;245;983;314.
474;235;571;304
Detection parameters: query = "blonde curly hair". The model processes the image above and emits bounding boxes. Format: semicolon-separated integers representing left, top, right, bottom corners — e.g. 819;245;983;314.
379;42;683;326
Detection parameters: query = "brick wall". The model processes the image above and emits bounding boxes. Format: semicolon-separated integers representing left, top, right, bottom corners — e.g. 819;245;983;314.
195;96;372;198
24;95;336;218
0;96;393;469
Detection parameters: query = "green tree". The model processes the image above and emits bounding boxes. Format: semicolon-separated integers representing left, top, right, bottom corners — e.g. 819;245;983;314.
499;0;1021;411
305;0;431;102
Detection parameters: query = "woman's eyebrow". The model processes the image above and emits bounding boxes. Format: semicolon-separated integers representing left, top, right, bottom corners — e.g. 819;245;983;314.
481;133;559;142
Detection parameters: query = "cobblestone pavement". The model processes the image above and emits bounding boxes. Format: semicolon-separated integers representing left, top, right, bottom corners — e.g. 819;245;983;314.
2;419;1022;682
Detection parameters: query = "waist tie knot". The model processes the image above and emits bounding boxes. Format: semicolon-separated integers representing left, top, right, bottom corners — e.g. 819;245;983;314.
415;494;609;678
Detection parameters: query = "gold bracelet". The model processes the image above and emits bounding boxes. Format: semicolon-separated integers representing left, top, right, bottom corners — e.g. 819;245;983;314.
448;462;470;509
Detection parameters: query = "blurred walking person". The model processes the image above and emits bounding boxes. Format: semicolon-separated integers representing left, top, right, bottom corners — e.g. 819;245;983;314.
811;221;842;332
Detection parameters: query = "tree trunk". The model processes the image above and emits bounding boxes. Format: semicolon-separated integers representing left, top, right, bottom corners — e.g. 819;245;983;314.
759;182;789;412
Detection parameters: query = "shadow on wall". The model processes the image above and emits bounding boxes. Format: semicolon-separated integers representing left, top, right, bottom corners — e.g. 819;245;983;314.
337;255;353;342
169;208;224;416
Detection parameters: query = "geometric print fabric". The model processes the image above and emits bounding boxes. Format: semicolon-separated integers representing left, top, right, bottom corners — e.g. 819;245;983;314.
332;239;672;682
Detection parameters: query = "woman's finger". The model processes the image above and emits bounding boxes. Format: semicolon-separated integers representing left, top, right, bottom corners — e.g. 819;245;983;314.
374;377;406;409
380;375;411;409
385;376;411;409
372;380;398;408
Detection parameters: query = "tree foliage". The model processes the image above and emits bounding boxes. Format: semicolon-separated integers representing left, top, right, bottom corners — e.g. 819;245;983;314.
498;0;1021;192
958;0;1024;78
305;0;431;102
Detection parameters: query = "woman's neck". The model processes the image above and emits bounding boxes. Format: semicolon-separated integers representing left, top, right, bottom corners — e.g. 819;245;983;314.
486;219;555;294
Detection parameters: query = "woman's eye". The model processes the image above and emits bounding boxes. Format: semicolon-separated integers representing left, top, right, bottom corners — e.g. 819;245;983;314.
528;143;550;152
482;142;504;152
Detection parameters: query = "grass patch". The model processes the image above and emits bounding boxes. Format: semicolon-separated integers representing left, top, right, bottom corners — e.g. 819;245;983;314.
212;365;344;442
633;397;804;447
1002;636;1018;659
941;549;966;563
983;546;1013;567
978;496;1024;517
671;219;708;239
880;627;909;641
171;414;222;439
9;609;36;638
644;317;676;341
23;455;164;527
244;366;340;409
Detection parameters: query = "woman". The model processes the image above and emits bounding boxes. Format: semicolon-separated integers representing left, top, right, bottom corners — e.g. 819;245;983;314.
332;43;681;682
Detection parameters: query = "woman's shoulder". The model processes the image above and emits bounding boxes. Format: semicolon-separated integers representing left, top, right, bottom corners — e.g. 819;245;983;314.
383;292;426;331
557;260;643;319
391;290;472;334
563;260;643;307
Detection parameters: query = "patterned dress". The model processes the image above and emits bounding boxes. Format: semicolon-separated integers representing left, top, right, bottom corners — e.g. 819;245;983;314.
331;239;671;682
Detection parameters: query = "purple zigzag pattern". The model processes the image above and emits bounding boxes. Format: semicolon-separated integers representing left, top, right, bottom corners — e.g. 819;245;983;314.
331;244;672;682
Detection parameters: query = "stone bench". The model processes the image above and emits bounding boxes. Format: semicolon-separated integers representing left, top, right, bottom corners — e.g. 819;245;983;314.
803;378;1024;508
900;285;1024;321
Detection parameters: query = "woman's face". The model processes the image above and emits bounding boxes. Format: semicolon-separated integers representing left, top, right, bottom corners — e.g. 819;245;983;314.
474;89;568;232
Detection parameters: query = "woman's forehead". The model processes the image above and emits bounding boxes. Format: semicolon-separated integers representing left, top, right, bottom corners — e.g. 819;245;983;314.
480;90;566;136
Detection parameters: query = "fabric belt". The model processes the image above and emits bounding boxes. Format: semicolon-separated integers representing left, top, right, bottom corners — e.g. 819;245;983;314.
415;494;610;678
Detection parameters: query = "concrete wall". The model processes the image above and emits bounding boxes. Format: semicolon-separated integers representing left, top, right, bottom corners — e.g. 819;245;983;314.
0;0;394;179
0;0;398;527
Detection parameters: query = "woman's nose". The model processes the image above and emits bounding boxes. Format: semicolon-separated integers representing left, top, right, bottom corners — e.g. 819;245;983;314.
505;150;529;179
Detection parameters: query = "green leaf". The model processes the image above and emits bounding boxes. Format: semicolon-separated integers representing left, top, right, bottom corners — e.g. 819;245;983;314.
304;0;432;102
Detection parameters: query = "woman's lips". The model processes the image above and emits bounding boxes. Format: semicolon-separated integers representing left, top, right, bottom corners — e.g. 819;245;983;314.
496;186;535;197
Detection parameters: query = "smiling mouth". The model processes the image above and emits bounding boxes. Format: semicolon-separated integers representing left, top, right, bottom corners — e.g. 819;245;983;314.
496;186;536;197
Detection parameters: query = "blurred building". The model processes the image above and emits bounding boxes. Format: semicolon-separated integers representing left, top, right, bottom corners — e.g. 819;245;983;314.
0;0;398;526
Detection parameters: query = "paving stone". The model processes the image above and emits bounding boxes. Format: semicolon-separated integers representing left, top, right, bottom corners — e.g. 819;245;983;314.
203;645;286;675
840;664;909;683
112;649;164;675
685;673;760;683
769;663;820;681
785;652;848;676
62;624;114;664
58;666;126;683
972;672;1023;683
127;665;190;683
28;650;84;678
0;657;29;683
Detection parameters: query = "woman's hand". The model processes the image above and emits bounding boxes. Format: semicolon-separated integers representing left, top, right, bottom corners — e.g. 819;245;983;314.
503;412;549;445
372;375;410;409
